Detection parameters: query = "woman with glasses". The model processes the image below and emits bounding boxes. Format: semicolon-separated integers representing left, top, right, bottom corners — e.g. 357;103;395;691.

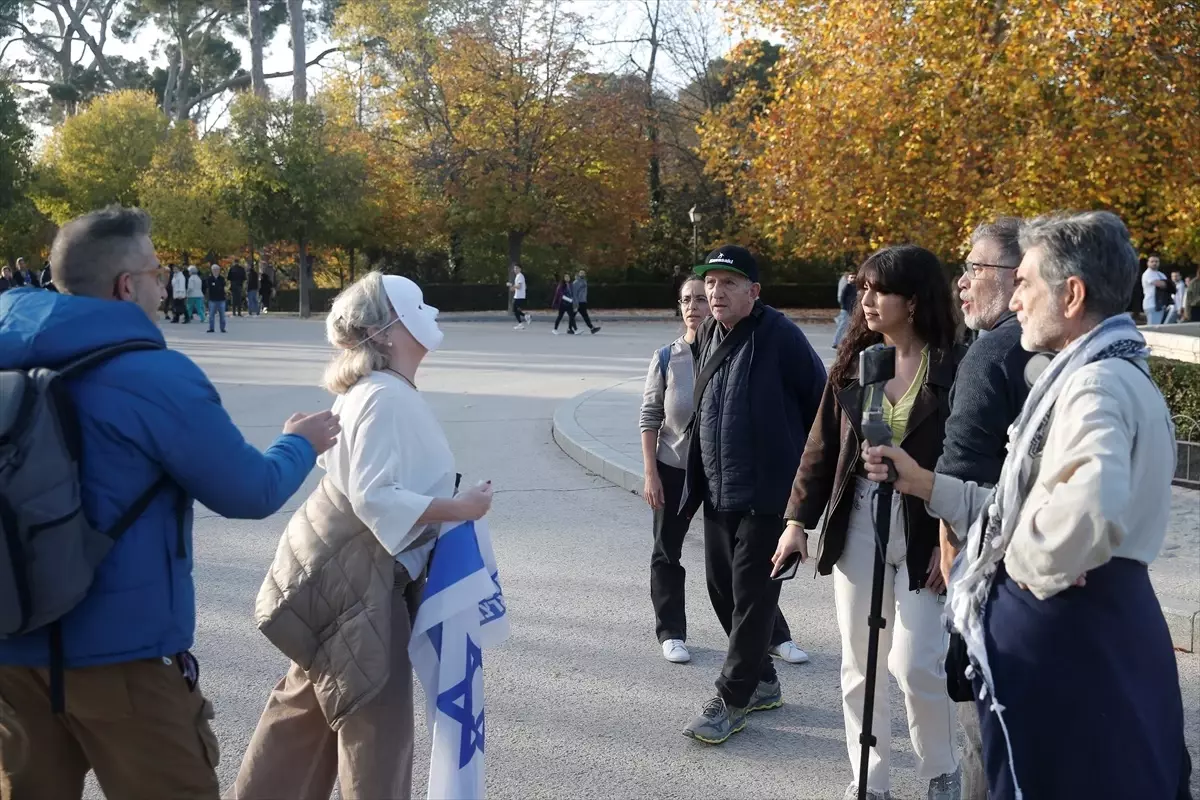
640;276;807;666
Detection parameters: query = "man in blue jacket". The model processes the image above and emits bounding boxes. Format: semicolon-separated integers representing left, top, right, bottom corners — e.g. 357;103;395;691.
0;206;340;800
680;245;827;744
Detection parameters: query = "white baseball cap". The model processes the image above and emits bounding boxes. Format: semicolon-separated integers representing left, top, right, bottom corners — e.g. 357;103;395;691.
382;275;444;352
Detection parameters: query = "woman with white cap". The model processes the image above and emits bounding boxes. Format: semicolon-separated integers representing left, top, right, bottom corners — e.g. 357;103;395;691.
231;271;493;800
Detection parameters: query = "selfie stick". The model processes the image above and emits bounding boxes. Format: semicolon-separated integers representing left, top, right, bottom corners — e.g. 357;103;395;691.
856;343;896;800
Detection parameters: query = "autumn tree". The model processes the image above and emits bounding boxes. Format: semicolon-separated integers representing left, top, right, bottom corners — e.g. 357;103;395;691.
708;0;1200;265
33;89;169;223
0;81;51;262
137;125;246;260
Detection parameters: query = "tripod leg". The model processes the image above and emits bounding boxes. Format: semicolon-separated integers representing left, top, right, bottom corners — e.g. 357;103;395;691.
857;485;894;800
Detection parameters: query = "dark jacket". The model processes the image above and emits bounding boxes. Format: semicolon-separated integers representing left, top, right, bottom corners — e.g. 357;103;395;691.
683;301;827;517
228;264;247;286
935;311;1031;486
207;275;227;303
247;269;260;291
785;346;962;591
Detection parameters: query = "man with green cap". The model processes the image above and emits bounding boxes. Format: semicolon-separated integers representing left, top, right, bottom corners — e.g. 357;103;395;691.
679;245;827;744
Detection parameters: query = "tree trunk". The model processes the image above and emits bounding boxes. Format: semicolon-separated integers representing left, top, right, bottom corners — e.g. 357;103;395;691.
289;0;307;104
345;246;354;286
298;235;310;318
163;55;179;118
248;0;267;98
447;230;464;279
174;45;192;123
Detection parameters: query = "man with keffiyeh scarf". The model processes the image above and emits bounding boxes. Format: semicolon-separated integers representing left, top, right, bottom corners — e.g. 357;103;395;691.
861;211;1190;800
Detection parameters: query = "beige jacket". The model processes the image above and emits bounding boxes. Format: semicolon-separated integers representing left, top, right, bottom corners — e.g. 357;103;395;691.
255;476;433;730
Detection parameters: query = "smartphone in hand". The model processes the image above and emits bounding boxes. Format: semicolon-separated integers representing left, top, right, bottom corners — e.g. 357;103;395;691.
771;551;803;582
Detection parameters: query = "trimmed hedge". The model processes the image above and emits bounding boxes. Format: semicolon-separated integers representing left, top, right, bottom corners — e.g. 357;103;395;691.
1149;357;1200;442
271;281;841;314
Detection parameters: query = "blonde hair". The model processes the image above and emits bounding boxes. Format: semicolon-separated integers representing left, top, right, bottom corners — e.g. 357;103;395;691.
323;271;393;394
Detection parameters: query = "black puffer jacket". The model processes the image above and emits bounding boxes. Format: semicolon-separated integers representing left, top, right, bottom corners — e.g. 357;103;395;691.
682;302;826;516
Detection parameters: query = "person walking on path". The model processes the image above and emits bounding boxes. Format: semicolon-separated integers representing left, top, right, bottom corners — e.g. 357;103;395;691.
510;265;532;329
0;206;339;800
862;211;1188;800
185;265;206;322
551;273;577;334
935;217;1033;800
641;275;808;667
677;245;826;745
572;269;601;334
775;245;964;800
228;260;247;317
247;264;261;316
231;272;494;800
259;262;275;314
206;264;227;333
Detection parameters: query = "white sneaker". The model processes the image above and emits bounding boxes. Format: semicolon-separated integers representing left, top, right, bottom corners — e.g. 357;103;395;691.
552;328;560;335
769;641;810;664
525;313;533;325
513;323;526;330
661;639;691;664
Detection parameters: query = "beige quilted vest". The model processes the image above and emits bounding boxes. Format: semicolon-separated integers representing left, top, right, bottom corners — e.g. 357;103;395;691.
255;477;430;730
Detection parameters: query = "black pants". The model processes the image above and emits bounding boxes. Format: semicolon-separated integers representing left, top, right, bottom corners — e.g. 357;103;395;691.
513;298;527;324
703;506;785;708
231;284;245;315
554;305;577;332
652;464;792;647
172;298;189;323
576;302;595;330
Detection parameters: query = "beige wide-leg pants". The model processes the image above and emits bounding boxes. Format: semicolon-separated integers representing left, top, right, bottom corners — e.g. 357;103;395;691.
229;565;423;800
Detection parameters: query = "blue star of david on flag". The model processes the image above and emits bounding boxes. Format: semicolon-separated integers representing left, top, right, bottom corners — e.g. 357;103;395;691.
410;520;509;800
436;635;486;768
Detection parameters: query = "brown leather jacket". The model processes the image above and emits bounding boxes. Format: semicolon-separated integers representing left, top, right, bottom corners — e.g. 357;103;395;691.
784;347;962;591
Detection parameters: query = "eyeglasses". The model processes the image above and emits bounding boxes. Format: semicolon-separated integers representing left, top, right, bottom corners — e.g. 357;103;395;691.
962;260;1018;279
680;296;709;307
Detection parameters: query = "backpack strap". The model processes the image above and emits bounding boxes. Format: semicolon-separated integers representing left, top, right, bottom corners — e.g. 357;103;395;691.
692;306;764;414
56;340;165;379
657;345;671;385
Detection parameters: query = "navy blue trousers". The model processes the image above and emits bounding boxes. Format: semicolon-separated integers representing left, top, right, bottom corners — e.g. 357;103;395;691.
977;559;1190;799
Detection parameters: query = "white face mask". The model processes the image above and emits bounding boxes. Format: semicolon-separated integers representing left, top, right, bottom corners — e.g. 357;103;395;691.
381;275;443;352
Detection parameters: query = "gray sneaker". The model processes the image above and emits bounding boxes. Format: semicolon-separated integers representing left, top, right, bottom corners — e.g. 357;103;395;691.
927;767;962;800
747;678;783;713
843;784;893;800
681;696;747;745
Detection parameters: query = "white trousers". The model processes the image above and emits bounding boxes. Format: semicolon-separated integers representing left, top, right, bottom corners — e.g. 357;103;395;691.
833;478;958;792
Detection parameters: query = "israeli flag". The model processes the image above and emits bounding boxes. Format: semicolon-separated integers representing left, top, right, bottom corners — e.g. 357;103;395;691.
410;519;509;800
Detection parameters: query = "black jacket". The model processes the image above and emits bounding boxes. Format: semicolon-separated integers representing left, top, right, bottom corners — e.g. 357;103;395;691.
935;311;1032;486
228;265;247;286
206;275;227;303
682;302;827;517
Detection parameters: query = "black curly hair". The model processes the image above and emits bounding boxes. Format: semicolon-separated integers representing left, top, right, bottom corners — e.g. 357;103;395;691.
828;244;959;388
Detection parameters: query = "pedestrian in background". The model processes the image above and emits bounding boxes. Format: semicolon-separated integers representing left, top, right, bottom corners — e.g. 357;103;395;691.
247;263;261;316
776;244;963;800
1141;255;1170;325
0;266;12;293
170;265;189;323
864;211;1187;800
551;273;577;334
572;269;600;334
228;259;247;317
510;264;531;329
833;269;857;349
185;265;206;322
206;264;227;334
679;245;825;745
259;262;274;314
1185;269;1200;322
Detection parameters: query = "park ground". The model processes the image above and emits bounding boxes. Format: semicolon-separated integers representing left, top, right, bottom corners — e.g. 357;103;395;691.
87;314;1200;799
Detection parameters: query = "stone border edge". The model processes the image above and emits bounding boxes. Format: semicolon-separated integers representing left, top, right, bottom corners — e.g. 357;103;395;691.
552;384;645;497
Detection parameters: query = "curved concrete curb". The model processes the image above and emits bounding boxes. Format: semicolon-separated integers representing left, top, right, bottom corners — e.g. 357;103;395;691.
552;382;645;496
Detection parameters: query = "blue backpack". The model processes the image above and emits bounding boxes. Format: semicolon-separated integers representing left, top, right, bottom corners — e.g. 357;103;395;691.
656;345;671;384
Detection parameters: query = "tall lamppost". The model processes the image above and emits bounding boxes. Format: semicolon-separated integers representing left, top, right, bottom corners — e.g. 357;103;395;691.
689;205;702;265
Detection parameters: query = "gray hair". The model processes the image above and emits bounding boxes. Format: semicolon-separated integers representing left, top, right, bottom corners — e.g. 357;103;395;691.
1018;211;1138;320
323;271;392;394
49;206;152;297
970;215;1023;265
